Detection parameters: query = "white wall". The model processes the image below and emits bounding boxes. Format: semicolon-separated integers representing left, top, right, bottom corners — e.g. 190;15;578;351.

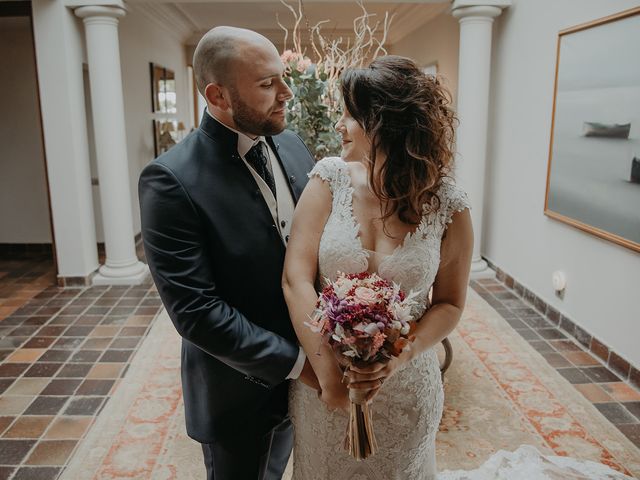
0;17;51;243
484;0;640;367
118;8;191;236
390;12;460;104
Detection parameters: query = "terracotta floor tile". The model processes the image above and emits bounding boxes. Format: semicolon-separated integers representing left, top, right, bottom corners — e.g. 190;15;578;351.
38;350;73;363
0;467;15;480
76;379;114;396
40;379;82;396
0;439;36;464
81;337;112;350
5;378;49;396
44;416;92;439
64;397;104;416
0;416;14;435
0;396;33;415
69;350;101;363
582;366;621;384
24;396;68;416
119;326;147;336
100;349;133;363
564;351;600;366
51;337;83;349
8;325;39;337
5;348;46;363
11;466;61;480
36;326;65;337
557;367;592;384
56;363;92;378
527;340;556;353
110;337;140;349
0;362;29;377
100;315;128;326
24;363;62;378
74;315;102;326
541;352;571;368
550;340;583;352
25;439;77;465
3;416;53;439
90;325;120;337
87;363;124;379
601;383;640;402
623;402;640;421
595;403;638;425
22;337;56;349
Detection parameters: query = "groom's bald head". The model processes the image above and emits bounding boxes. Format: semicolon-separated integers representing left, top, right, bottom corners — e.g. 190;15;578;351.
193;26;276;95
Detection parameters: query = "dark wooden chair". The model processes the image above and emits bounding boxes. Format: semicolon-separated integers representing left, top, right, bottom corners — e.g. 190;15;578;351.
439;338;453;380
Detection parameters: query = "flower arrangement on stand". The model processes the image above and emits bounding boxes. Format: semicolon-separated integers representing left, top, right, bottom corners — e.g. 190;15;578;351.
278;0;393;160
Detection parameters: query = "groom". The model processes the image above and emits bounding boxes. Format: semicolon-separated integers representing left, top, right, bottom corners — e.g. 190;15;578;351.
139;27;317;479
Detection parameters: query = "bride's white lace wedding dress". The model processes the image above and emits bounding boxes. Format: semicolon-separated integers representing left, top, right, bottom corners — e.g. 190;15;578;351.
288;157;633;480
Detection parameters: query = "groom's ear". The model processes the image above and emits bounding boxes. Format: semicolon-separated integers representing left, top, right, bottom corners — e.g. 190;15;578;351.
205;83;230;111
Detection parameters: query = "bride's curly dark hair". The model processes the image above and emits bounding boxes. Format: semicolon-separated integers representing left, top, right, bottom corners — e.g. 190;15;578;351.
340;55;457;226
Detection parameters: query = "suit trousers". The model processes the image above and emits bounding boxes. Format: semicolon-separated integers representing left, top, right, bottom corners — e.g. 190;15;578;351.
200;417;293;480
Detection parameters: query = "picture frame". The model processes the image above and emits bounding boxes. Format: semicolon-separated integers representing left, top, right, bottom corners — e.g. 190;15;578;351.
149;63;177;114
544;7;640;252
152;119;178;157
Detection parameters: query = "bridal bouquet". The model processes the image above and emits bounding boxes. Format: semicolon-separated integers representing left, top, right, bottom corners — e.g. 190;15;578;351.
306;271;420;460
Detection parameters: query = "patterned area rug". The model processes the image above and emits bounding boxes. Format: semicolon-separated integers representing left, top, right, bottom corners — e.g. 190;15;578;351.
61;290;640;479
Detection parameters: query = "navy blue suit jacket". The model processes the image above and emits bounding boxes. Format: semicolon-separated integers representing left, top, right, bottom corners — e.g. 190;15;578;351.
138;112;315;442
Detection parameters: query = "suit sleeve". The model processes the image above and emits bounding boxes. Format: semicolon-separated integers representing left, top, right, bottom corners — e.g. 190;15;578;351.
138;162;299;387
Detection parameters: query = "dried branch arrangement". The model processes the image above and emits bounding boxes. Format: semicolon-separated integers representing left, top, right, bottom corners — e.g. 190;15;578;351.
277;0;394;158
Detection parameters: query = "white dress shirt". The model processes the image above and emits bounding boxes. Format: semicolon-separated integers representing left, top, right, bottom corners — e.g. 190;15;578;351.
206;110;306;380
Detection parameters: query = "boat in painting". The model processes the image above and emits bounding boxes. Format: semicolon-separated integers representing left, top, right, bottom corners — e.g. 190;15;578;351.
583;122;631;139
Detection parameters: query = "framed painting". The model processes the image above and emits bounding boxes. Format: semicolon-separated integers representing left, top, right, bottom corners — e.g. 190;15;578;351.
544;7;640;252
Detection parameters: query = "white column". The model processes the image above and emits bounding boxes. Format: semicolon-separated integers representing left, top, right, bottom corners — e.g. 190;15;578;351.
452;1;509;274
75;5;148;285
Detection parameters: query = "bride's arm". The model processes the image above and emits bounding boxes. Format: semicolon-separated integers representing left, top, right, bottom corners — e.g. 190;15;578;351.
347;209;474;392
282;176;349;409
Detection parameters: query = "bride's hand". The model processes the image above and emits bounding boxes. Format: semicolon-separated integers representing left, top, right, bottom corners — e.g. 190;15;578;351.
318;381;350;411
346;350;411;402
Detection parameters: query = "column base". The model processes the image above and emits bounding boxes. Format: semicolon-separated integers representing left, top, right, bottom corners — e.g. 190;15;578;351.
92;261;149;286
470;257;493;279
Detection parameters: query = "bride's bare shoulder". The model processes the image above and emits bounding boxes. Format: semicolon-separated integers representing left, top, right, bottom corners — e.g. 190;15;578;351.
344;160;367;185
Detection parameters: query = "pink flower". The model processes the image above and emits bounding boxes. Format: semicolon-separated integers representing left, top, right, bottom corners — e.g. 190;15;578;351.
296;57;312;73
354;287;377;305
280;49;295;64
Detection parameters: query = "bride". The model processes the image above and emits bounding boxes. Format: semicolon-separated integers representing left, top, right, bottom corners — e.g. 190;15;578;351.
282;56;632;480
282;55;472;479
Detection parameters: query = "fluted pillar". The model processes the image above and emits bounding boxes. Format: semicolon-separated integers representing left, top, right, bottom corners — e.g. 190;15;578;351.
75;5;148;285
452;1;509;274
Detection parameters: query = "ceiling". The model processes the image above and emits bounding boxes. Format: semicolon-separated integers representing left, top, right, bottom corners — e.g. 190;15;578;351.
129;0;451;49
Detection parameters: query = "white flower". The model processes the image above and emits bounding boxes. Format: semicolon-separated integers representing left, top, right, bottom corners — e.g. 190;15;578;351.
392;303;413;323
334;278;354;299
363;323;380;336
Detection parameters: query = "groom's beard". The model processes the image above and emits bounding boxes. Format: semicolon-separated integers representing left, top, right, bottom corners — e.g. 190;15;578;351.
229;89;287;137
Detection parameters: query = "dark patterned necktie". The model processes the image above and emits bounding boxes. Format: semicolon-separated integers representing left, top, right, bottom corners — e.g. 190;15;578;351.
245;141;276;197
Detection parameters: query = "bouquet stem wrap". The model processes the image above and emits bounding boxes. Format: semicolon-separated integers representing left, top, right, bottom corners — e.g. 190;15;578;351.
345;388;378;460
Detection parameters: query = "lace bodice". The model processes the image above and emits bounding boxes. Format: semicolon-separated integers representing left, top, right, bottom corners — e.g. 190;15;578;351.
311;156;469;313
